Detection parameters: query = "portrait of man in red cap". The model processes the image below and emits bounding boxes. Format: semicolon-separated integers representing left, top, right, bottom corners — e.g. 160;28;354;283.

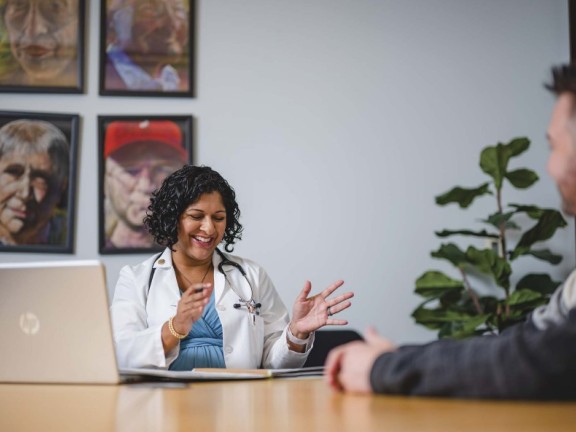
100;117;191;252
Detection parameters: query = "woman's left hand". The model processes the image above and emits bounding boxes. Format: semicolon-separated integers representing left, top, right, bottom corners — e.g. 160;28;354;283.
289;280;354;339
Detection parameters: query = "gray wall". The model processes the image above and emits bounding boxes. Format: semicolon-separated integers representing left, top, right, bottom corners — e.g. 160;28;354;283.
0;0;571;344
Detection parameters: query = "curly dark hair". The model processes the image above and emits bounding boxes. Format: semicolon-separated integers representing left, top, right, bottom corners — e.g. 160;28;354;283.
144;165;243;252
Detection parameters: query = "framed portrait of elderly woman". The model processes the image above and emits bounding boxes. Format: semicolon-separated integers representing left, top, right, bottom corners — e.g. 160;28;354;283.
0;0;85;94
0;111;79;253
98;0;195;97
98;115;194;254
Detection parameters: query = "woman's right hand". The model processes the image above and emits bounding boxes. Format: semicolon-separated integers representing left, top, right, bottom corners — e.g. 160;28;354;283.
171;283;214;336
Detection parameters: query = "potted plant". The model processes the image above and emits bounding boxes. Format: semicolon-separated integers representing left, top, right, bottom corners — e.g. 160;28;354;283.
412;137;567;339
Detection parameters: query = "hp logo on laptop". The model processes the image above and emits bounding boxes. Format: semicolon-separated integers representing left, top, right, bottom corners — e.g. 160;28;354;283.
19;312;40;335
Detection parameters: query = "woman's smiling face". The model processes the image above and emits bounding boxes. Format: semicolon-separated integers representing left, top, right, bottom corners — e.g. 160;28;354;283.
174;191;227;263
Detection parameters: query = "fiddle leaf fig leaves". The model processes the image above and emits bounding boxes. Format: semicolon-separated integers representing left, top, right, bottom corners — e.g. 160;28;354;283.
465;246;511;289
509;204;549;219
511;210;567;259
483;211;520;230
515;273;561;295
522;249;563;265
412;307;491;338
505;168;539;189
507;289;543;306
430;243;467;267
479;137;530;190
435;183;491;208
414;271;464;298
413;136;565;339
435;229;498;239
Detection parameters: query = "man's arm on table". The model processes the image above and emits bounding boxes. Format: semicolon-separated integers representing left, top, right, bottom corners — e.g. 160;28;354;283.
371;308;576;399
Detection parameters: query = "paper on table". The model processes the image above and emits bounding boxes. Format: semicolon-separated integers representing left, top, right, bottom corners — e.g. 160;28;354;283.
120;366;324;382
193;366;324;378
120;367;267;381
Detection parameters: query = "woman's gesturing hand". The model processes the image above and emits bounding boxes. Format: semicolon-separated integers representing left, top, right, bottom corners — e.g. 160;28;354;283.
289;280;354;339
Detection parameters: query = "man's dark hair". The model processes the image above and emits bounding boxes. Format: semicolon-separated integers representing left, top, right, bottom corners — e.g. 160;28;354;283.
546;64;576;95
144;165;243;252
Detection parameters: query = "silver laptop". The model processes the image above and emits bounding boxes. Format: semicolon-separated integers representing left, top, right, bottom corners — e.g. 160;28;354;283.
0;260;123;384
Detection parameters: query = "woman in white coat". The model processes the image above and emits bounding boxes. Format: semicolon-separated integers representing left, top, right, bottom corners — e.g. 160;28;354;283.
110;165;354;370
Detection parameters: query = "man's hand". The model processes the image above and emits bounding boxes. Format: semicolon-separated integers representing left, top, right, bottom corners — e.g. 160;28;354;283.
325;326;396;393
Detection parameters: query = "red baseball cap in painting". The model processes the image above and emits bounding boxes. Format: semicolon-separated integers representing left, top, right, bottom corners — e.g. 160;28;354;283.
104;120;186;159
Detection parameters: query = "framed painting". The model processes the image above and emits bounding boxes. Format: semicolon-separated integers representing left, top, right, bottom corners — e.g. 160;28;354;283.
0;111;79;253
98;115;194;254
98;0;195;97
0;0;85;94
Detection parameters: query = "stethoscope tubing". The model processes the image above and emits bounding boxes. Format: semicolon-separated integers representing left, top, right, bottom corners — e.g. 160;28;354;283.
215;248;260;313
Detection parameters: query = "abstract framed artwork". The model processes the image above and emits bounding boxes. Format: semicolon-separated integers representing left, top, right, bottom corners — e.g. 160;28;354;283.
98;115;194;254
0;111;79;253
98;0;195;97
0;0;85;94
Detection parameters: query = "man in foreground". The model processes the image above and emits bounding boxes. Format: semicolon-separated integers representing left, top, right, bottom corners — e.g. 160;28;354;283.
325;64;576;400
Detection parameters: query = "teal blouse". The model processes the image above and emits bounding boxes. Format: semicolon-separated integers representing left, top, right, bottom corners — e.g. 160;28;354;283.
169;293;225;370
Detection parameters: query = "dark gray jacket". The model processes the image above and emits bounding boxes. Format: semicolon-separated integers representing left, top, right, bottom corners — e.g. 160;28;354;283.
370;305;576;400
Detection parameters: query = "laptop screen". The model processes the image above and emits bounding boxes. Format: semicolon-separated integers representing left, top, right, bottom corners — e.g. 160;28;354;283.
0;260;121;384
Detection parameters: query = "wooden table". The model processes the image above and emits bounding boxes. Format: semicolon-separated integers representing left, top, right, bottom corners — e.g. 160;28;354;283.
1;377;575;431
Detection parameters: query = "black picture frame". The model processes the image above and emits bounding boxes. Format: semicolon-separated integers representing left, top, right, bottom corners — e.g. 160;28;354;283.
98;0;195;98
0;111;79;253
0;1;85;94
98;115;194;254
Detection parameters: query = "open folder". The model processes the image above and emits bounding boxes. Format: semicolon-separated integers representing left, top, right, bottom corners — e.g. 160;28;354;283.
120;366;324;382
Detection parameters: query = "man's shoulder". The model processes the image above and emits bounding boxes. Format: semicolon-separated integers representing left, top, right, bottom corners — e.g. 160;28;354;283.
562;269;576;310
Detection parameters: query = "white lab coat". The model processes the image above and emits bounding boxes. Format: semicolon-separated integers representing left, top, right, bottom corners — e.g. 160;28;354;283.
110;248;313;369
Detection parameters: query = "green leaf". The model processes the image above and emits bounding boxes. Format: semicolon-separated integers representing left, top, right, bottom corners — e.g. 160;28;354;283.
511;210;568;258
411;307;474;324
414;271;464;298
435;229;498;239
515;273;562;296
504;168;539;189
509;204;546;219
439;289;465;307
477;296;500;314
479;137;530;190
430;243;467;267
504;137;531;157
465;246;511;289
483;211;520;230
507;289;543;306
443;314;492;339
410;306;445;330
435;183;491;208
524;249;563;265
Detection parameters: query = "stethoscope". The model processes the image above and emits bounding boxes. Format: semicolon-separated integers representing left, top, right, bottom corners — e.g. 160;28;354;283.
215;248;262;322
